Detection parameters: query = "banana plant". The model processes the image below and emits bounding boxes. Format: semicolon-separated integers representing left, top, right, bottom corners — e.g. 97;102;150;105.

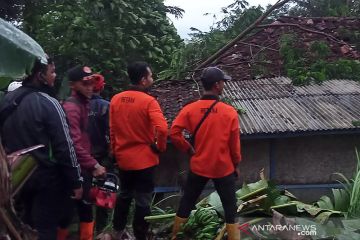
7;145;43;196
176;207;222;240
0;144;43;240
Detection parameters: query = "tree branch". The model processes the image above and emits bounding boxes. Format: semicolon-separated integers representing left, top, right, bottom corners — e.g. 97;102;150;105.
238;41;278;52
256;23;343;44
195;0;291;71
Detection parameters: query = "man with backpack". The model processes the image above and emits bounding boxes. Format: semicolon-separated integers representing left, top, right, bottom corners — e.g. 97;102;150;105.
0;58;83;240
170;67;241;240
58;65;106;240
87;73;113;232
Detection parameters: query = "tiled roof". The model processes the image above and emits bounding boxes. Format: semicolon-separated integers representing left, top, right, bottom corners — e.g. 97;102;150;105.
202;16;360;81
151;77;360;136
151;16;360;137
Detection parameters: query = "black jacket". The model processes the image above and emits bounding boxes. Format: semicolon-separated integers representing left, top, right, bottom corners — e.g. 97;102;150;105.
88;94;110;159
0;86;82;189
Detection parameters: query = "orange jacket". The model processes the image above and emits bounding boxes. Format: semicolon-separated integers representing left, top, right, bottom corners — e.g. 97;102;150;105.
170;95;241;178
110;90;168;170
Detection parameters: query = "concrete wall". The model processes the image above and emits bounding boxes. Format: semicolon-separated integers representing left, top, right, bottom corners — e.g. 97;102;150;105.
155;144;189;187
234;139;269;184
274;134;360;184
155;134;360;189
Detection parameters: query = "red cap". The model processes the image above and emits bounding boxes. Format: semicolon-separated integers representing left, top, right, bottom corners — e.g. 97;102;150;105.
93;74;105;92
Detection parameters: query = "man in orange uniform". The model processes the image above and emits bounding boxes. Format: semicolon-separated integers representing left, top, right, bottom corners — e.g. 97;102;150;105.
170;67;241;240
110;61;168;239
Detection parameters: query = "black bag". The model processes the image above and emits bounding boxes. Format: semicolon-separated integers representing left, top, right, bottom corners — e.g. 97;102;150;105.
0;87;34;126
150;129;161;154
189;99;219;147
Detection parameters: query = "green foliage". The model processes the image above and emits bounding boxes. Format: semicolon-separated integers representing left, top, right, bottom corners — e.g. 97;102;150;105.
0;0;23;22
279;34;304;66
159;4;263;80
157;45;187;81
236;179;268;200
288;0;360;17
279;34;360;85
330;149;360;219
338;27;360;52
347;148;360;218
17;0;182;96
145;151;360;239
165;5;184;19
326;59;360;80
158;0;360;81
221;97;247;114
310;41;330;59
332;188;351;213
177;207;221;240
352;121;360;127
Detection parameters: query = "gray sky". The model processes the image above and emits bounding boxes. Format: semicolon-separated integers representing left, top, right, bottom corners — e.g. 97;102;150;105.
164;0;279;39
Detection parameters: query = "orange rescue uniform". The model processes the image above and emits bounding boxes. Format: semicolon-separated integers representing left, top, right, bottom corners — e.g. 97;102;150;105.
170;96;241;178
110;90;168;170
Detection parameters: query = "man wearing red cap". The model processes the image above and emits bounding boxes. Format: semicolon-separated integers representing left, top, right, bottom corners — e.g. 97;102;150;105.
58;66;106;240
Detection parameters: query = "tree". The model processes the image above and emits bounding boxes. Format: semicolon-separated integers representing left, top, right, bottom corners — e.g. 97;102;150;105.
165;5;184;19
2;0;183;96
159;0;360;80
0;0;23;22
159;1;264;80
289;0;360;17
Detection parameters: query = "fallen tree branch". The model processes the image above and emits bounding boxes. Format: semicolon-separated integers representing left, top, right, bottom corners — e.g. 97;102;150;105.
238;41;278;52
195;0;291;70
220;60;278;68
256;23;344;44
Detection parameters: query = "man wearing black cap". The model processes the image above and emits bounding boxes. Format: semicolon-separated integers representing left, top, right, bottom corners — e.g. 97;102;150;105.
58;66;106;240
170;67;241;240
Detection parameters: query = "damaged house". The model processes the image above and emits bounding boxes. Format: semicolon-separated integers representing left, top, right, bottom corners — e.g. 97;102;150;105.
152;16;360;200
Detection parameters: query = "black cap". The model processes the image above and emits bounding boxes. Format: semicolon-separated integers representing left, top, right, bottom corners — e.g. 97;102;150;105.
67;65;93;82
200;67;231;83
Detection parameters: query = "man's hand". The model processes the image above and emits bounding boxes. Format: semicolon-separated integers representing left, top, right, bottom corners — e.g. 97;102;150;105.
188;146;195;156
71;187;83;200
150;143;161;154
234;166;240;179
93;164;106;177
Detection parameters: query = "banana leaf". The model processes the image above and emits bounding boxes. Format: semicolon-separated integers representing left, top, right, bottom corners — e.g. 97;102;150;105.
315;196;334;210
11;155;37;196
332;188;350;212
296;217;360;240
7;145;43;196
270;202;298;216
0;18;47;89
236;179;268;200
342;219;360;232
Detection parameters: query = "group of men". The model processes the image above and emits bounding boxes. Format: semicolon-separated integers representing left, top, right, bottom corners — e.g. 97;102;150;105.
0;58;241;240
